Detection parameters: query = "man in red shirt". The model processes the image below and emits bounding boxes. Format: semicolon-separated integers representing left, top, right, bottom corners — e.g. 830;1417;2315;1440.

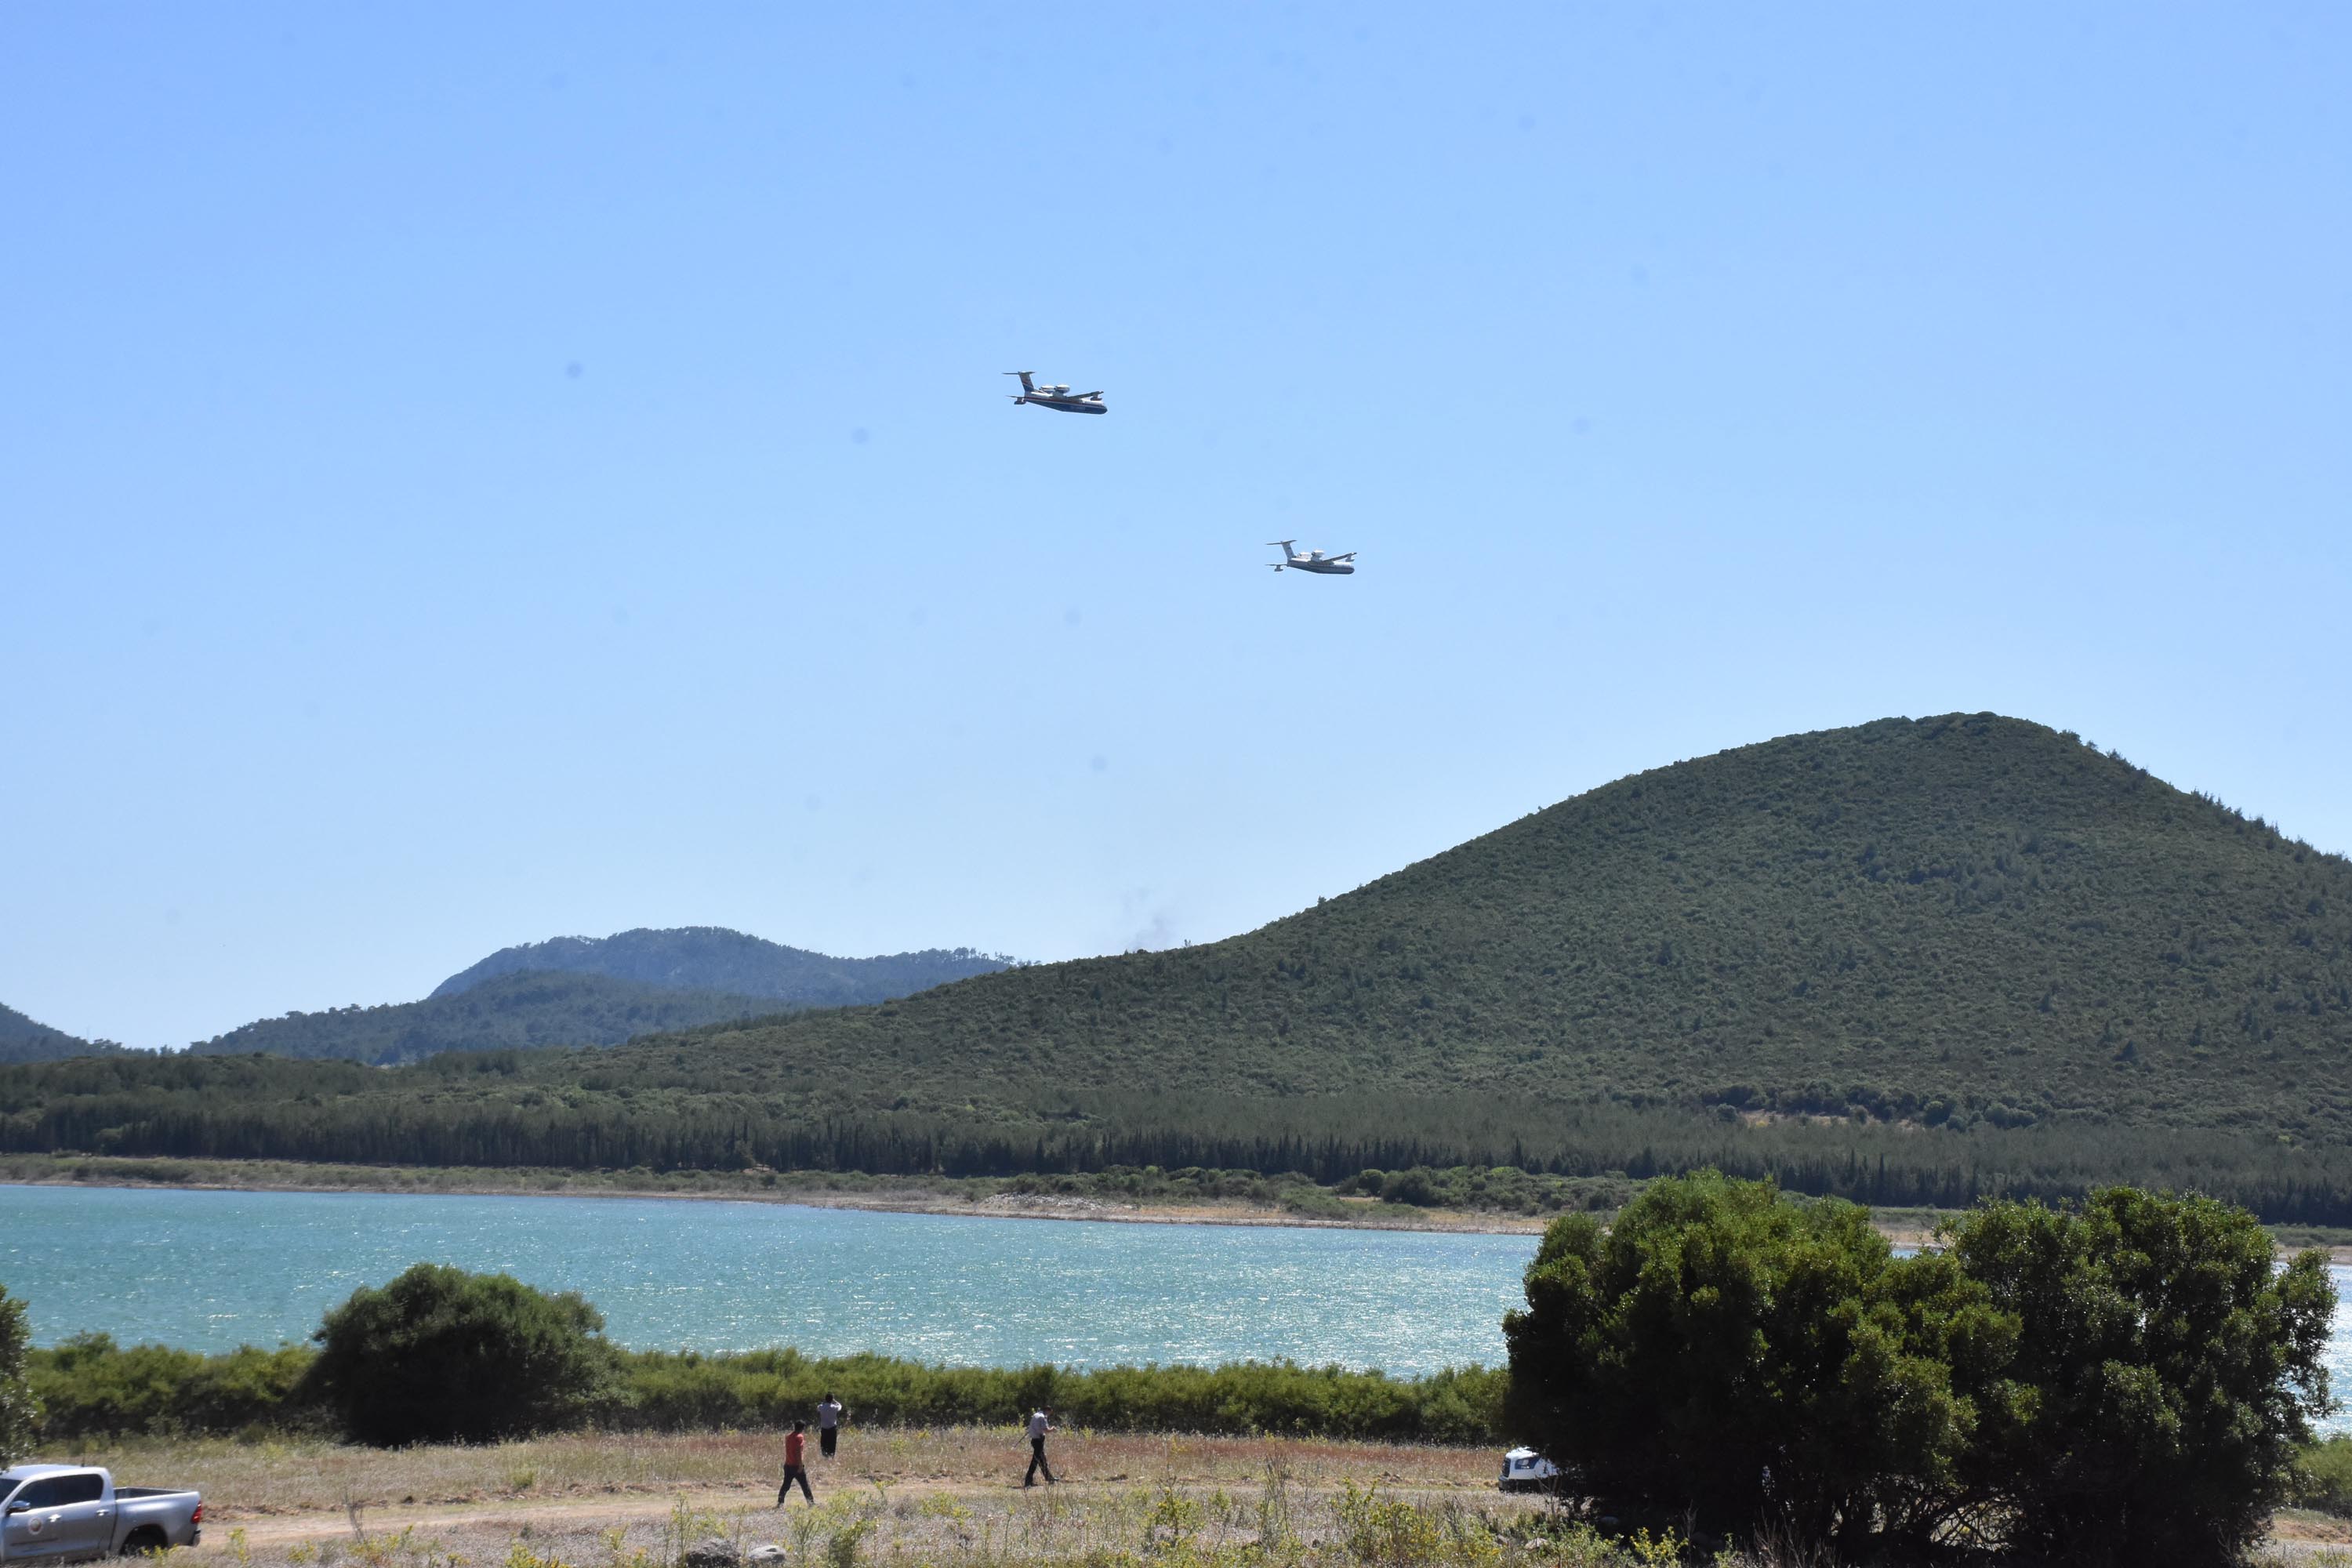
776;1421;814;1507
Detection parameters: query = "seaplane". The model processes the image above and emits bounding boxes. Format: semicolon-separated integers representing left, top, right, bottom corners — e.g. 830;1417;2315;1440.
1004;372;1106;415
1267;540;1356;575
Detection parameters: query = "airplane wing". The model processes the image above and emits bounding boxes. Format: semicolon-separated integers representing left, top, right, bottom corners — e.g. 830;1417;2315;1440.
1075;391;1103;400
1328;551;1357;562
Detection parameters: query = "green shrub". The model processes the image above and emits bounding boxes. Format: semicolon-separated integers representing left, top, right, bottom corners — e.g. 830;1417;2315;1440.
305;1264;620;1445
29;1334;310;1438
0;1285;35;1466
2293;1436;2352;1518
619;1347;1501;1443
17;1323;1503;1446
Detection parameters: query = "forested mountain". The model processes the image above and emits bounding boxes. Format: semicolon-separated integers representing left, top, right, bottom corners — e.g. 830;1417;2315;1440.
185;971;786;1065
0;1004;121;1065
431;927;1008;1005
182;928;1008;1065
12;716;2352;1218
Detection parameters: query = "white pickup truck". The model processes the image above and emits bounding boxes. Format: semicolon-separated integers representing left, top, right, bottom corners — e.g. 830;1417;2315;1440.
0;1467;201;1559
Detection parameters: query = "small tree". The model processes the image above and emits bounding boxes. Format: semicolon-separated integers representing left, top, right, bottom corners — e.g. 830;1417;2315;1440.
1947;1188;2336;1568
1504;1172;2013;1560
305;1264;618;1445
0;1285;38;1465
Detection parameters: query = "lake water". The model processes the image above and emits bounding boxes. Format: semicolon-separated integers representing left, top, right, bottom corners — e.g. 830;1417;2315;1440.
2;1185;2345;1434
0;1185;1530;1374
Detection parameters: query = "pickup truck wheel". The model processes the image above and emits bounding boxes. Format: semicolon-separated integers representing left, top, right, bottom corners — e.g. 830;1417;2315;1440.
119;1526;169;1556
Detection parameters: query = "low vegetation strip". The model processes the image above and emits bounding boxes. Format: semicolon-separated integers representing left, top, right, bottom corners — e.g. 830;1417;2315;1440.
26;1333;1505;1448
0;1153;1630;1226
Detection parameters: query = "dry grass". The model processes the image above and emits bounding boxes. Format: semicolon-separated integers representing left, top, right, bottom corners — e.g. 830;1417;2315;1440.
77;1428;1504;1520
96;1428;1624;1568
101;1428;2343;1566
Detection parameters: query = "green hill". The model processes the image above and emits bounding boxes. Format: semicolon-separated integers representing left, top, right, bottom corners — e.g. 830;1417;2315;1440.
430;927;1008;1005
598;711;2350;1133
0;1004;122;1065
184;970;787;1065
10;715;2352;1217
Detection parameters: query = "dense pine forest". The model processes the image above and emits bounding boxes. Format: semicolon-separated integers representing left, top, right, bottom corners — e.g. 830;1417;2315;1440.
6;715;2350;1217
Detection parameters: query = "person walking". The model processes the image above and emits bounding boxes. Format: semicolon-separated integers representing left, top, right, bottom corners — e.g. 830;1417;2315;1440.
816;1392;847;1458
776;1421;814;1507
1022;1405;1057;1487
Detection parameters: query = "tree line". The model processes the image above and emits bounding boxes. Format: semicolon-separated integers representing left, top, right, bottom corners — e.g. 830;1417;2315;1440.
12;1051;2352;1221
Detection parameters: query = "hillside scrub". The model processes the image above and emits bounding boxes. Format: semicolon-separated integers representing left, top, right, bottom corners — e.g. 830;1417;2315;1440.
6;716;2352;1215
1505;1174;2338;1566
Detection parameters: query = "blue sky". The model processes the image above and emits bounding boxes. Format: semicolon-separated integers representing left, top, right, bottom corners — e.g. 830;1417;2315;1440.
4;3;2347;1047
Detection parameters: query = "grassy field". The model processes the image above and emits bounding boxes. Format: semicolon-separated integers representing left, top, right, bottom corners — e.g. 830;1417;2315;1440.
63;1428;2350;1568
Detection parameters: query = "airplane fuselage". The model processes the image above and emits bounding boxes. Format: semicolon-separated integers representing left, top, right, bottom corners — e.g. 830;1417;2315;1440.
1283;557;1355;575
1014;395;1107;415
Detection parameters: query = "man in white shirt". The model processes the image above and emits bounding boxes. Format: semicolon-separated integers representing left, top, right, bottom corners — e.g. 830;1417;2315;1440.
1023;1406;1058;1486
816;1392;847;1458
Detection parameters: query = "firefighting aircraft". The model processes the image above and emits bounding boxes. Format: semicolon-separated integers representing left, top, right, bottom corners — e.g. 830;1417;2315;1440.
1004;372;1106;415
1266;540;1357;575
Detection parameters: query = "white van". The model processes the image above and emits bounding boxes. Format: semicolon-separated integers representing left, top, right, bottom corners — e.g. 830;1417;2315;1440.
1497;1447;1562;1494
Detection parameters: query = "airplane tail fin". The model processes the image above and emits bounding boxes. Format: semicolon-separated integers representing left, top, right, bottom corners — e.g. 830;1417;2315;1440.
1004;371;1036;394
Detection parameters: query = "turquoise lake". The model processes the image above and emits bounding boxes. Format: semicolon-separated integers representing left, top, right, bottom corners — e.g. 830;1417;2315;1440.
2;1185;2344;1434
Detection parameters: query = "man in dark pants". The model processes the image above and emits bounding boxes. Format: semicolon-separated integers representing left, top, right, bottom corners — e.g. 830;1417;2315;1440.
1023;1405;1057;1486
816;1392;847;1458
777;1421;814;1506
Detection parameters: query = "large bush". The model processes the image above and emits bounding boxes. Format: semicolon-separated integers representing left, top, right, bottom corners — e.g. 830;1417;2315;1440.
0;1286;37;1465
1504;1174;2337;1566
305;1264;619;1445
1947;1188;2336;1567
1503;1172;2011;1559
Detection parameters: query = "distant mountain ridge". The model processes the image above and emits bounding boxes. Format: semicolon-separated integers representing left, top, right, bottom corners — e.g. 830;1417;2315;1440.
183;927;1014;1065
0;1004;121;1065
187;970;785;1065
430;927;1010;1007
